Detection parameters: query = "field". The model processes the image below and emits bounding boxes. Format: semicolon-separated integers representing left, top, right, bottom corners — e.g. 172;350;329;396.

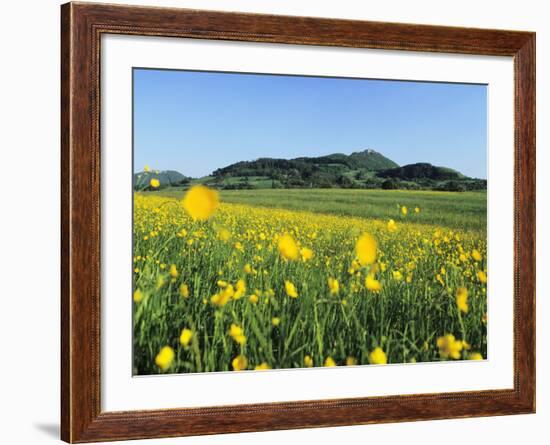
133;188;487;374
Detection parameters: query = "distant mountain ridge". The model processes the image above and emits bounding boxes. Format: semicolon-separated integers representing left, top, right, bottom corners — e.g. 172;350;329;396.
135;149;486;192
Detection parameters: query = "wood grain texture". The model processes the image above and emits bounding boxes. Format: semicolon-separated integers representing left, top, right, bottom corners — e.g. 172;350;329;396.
60;2;536;442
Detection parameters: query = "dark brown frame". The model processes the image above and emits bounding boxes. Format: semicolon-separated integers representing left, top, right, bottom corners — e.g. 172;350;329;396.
61;1;536;442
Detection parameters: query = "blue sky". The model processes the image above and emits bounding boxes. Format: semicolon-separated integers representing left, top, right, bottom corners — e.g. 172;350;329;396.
133;68;487;179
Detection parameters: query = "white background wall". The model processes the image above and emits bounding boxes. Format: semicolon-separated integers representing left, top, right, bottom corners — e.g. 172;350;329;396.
0;1;546;444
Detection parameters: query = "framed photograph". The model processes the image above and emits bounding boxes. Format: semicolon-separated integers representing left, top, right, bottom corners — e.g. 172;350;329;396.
61;2;535;442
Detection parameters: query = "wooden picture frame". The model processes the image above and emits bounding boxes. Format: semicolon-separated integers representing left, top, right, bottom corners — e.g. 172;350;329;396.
61;2;535;442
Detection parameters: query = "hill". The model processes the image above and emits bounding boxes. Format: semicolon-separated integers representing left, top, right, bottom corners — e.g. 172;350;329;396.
374;163;485;191
133;170;190;190
209;149;399;188
377;162;464;181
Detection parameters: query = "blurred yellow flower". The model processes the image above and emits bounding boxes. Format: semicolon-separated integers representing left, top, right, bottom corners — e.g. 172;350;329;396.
304;355;314;367
150;178;160;188
401;206;408;215
169;264;178;278
217;227;231;242
356;233;377;266
437;334;463;359
369;347;387;365
477;270;487;283
345;356;358;366
472;249;482;261
211;284;234;307
469;352;483;360
182;185;219;221
365;274;382;292
229;323;247;345
392;270;403;281
300;247;314;262
179;283;189;299
278;234;299;261
144;164;150;172
328;277;340;295
324;357;337;367
232;354;248;371
179;328;193;347
285;280;298;298
271;317;281;327
456;287;469;313
414;207;420;213
249;294;259;304
387;219;397;232
133;289;143;303
255;362;271;370
155;346;175;371
243;263;253;274
234;279;246;299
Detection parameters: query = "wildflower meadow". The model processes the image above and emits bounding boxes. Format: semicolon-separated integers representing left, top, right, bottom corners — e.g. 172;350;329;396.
133;185;487;374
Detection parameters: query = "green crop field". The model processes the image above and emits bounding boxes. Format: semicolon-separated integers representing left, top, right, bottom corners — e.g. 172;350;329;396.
133;187;487;374
158;188;487;232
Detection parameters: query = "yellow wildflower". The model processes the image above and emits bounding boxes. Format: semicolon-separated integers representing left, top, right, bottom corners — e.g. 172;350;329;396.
271;317;281;327
179;283;189;299
328;277;340;295
233;279;246;299
477;270;487;283
469;352;483;360
150;178;160;188
133;289;143;303
401;206;408;215
278;234;299;261
369;347;387;365
365;274;382;292
179;328;193;347
211;284;234;307
437;334;463;359
285;280;298;298
472;249;482;261
304;355;314;367
392;270;403;281
345;356;358;366
182;185;219;221
144;164;150;172
356;233;377;266
324;357;337;367
387;219;397;232
243;263;253;274
229;323;247;345
249;294;259;304
300;247;314;262
232;355;248;371
414;207;420;213
254;362;271;370
155;346;175;371
169;264;178;278
456;287;469;313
